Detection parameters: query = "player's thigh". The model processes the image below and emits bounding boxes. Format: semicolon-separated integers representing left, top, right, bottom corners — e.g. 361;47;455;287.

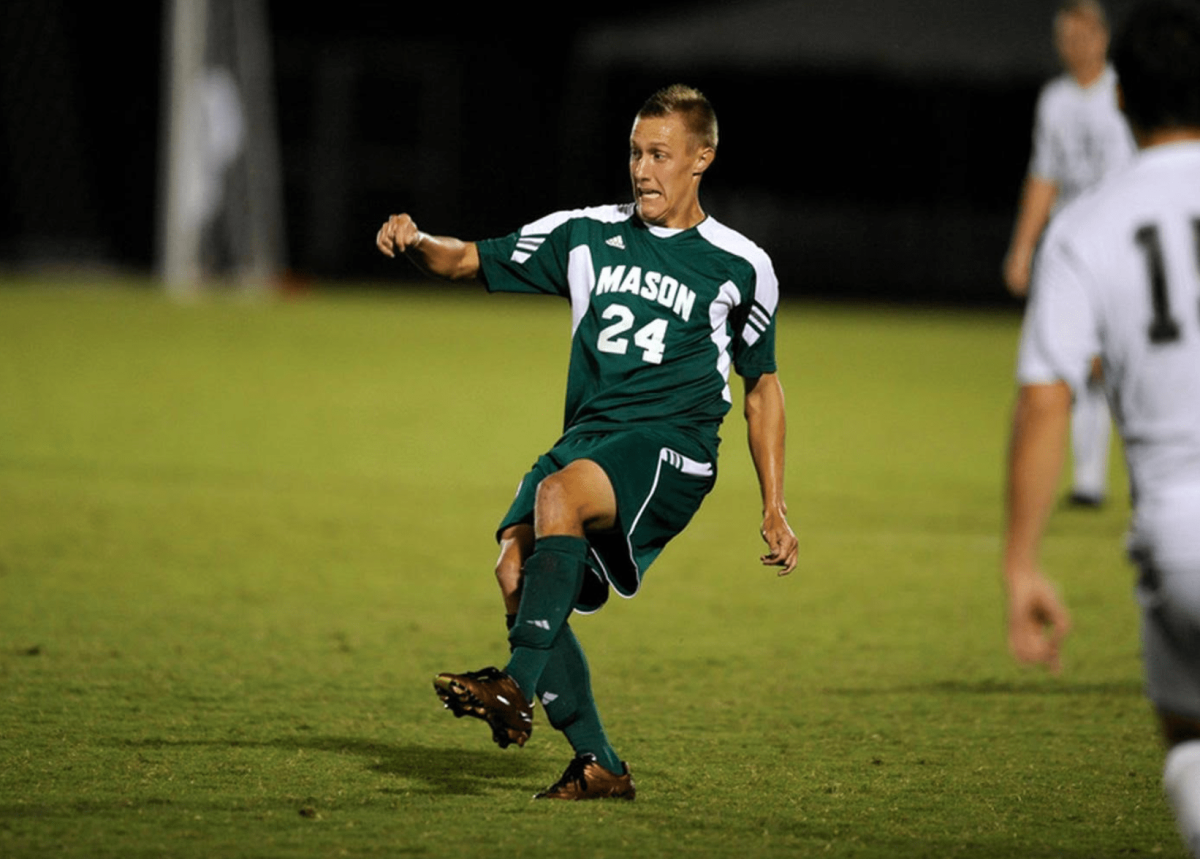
496;450;563;539
534;458;618;535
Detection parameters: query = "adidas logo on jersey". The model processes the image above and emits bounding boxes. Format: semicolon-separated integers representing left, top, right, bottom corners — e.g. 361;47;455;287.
606;235;626;250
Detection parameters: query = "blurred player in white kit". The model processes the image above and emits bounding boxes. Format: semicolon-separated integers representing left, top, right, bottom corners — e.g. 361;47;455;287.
1002;1;1200;854
1004;0;1137;507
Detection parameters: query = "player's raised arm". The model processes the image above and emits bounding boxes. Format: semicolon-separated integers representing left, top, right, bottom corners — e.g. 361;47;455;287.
375;213;480;281
743;372;797;575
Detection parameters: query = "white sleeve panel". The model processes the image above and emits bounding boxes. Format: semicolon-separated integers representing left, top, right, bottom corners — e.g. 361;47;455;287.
697;217;779;314
1017;231;1101;394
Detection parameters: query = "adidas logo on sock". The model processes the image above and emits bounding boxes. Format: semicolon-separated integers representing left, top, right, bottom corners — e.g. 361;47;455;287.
526;619;551;630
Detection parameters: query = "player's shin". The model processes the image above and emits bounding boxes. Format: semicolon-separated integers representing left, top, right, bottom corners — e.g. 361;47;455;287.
505;535;588;699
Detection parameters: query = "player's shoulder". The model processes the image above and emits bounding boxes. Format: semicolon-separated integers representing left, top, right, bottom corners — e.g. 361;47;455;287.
1041;153;1158;273
694;216;780;306
1053;144;1198;239
694;216;775;271
1044;170;1122;246
1037;73;1077;108
517;203;635;237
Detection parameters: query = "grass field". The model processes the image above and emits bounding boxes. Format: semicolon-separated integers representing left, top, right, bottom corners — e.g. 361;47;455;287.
0;280;1183;858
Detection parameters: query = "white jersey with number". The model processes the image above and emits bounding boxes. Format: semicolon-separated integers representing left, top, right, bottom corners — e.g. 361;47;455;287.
1029;65;1137;213
1017;141;1200;535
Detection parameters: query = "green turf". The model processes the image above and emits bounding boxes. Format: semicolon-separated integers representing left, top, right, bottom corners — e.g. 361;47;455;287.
0;280;1182;857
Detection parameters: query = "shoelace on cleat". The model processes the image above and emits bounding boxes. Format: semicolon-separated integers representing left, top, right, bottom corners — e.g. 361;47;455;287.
549;755;595;791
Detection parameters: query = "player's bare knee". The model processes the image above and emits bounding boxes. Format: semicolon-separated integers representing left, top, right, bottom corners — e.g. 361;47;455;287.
534;470;568;508
534;461;617;536
534;472;583;536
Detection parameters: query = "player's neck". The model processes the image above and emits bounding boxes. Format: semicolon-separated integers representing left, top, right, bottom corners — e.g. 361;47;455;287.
674;196;707;231
1071;61;1106;88
672;207;707;231
647;202;707;232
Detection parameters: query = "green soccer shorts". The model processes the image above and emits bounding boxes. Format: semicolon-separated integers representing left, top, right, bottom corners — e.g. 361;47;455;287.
497;427;717;613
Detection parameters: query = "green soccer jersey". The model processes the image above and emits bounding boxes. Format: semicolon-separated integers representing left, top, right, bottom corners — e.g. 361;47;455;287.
476;203;779;454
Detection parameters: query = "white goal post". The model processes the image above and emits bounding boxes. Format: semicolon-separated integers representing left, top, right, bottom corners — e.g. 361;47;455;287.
158;0;285;294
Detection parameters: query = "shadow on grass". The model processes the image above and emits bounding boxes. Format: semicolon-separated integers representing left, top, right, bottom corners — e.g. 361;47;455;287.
297;736;542;796
820;678;1143;697
117;735;540;797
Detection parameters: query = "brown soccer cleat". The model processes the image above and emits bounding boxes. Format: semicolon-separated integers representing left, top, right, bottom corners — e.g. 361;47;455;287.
433;667;533;749
534;754;636;800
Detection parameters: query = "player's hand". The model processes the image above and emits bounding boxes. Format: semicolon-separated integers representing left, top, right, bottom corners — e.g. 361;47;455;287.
1003;248;1031;297
759;508;797;576
376;214;423;258
1006;567;1072;674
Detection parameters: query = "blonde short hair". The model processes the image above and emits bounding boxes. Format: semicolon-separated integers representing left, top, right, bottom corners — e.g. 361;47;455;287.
637;84;719;151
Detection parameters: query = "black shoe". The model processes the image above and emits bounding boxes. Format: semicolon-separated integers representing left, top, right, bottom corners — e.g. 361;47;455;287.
1066;491;1105;509
433;667;533;749
534;754;636;800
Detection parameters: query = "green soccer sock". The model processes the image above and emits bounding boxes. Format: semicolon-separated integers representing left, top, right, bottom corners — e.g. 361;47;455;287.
504;535;588;700
537;624;623;775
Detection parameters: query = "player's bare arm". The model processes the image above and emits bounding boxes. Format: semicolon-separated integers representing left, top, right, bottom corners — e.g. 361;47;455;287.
1003;381;1074;672
743;372;797;575
375;213;480;281
1003;176;1059;297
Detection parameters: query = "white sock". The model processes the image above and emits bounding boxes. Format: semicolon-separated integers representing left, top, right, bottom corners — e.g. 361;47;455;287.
1071;383;1110;498
1164;741;1200;858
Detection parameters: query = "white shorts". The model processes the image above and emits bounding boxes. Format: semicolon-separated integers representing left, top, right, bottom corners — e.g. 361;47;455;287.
1133;528;1200;719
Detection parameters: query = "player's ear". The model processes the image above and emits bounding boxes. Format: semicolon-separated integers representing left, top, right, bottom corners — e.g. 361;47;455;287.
692;146;715;177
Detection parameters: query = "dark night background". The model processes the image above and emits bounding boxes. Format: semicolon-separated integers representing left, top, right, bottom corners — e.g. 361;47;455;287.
0;1;1142;302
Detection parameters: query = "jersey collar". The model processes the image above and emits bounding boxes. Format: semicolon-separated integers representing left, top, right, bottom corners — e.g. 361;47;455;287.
642;215;708;239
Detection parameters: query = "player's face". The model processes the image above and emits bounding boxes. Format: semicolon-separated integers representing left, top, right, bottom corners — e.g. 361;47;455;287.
1055;10;1108;80
629;112;713;230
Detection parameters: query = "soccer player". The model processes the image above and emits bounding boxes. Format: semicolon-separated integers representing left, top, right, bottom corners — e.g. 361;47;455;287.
1002;1;1200;853
1003;0;1138;508
376;85;797;800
